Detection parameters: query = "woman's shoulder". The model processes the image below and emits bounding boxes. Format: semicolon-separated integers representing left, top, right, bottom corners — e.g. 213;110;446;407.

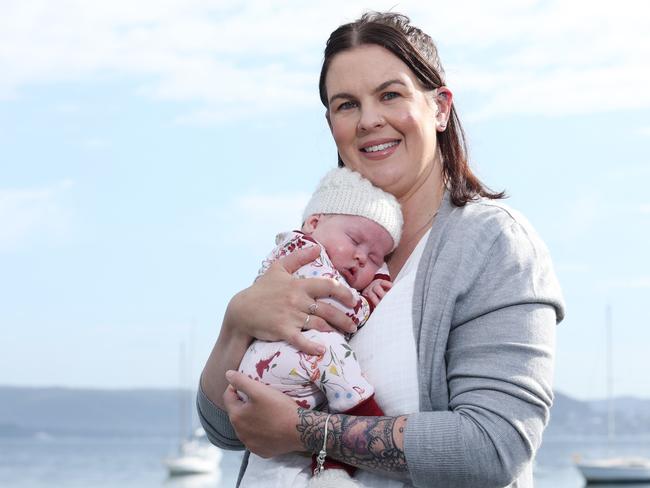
443;196;541;249
428;194;565;323
452;197;527;229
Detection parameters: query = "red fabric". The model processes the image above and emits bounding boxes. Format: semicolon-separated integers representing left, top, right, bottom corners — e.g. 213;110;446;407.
343;394;385;417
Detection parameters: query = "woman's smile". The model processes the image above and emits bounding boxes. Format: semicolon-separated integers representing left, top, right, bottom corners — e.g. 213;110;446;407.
359;139;401;160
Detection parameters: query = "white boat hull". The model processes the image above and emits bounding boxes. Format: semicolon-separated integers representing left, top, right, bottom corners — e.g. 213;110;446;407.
164;429;223;477
163;454;221;476
576;459;650;484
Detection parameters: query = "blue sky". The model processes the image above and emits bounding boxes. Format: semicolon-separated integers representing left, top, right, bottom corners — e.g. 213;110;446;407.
1;0;649;400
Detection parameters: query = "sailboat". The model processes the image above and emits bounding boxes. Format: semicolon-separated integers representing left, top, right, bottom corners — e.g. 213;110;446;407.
163;341;222;476
163;426;223;476
575;306;650;484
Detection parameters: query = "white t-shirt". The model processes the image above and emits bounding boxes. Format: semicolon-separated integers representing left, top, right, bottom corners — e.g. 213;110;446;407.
240;232;429;488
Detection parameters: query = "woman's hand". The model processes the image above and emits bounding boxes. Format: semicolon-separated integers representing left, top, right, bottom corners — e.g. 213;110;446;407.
229;245;357;355
223;370;304;458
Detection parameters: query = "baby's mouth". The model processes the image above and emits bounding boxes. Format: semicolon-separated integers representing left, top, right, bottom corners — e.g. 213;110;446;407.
344;267;356;282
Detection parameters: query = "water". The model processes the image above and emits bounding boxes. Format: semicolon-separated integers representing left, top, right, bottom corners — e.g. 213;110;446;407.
1;435;649;487
0;436;243;488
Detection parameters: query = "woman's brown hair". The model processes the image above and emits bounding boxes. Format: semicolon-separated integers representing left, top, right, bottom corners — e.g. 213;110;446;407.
319;12;505;206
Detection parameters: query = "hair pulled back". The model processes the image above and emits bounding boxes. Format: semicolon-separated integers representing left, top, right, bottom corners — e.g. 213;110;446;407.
319;12;505;206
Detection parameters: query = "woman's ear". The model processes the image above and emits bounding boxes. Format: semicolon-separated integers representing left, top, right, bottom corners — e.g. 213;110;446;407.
434;86;453;132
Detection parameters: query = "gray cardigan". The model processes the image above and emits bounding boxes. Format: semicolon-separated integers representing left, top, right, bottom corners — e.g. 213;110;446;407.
197;193;565;487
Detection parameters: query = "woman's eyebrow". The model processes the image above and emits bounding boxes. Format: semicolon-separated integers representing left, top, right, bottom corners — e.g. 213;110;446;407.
328;79;407;105
328;92;354;105
373;79;406;93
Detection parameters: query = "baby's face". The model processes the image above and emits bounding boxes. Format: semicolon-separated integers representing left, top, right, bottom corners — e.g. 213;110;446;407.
302;214;393;290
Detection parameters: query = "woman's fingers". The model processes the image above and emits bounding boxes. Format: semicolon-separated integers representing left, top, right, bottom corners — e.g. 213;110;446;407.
303;276;356;308
308;299;356;334
277;245;322;274
286;329;327;355
223;370;303;457
232;242;356;347
302;313;336;334
222;383;244;411
224;370;260;405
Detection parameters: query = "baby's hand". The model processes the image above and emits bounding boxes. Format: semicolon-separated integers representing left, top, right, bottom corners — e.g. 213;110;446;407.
361;279;392;308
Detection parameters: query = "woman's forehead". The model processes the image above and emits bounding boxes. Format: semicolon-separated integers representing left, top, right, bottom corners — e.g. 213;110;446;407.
325;44;417;91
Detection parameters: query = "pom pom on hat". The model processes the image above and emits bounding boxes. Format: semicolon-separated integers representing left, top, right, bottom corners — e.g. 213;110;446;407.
302;168;403;250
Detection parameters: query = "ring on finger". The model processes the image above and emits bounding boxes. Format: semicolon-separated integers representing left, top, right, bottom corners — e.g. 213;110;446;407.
303;313;311;329
307;301;319;315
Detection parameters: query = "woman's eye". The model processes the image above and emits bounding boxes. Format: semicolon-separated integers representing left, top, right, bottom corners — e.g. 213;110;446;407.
382;91;399;101
337;100;357;111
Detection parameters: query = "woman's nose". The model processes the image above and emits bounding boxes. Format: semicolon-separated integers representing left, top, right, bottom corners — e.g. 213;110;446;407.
357;104;385;133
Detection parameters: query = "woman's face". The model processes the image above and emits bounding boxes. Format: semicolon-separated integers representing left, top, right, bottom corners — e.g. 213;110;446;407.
324;44;446;200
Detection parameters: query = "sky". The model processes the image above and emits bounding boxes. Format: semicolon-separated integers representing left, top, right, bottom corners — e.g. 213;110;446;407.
1;0;649;400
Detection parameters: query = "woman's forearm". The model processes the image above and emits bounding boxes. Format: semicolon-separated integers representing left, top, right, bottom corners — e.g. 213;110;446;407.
297;408;410;478
200;293;251;410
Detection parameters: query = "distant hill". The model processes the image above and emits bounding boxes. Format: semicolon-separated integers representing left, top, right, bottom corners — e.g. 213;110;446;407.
0;386;192;437
1;386;648;438
547;392;650;437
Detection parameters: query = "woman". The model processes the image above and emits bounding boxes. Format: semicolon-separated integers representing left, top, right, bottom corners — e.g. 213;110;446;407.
198;12;564;488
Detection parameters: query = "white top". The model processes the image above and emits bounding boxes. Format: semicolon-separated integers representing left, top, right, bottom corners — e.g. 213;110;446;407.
240;232;429;488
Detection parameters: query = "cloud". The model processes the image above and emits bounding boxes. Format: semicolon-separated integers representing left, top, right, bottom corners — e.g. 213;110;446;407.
1;0;649;121
0;180;74;250
438;0;650;119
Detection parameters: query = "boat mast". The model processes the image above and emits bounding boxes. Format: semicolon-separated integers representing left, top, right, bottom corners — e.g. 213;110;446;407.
606;305;615;448
179;342;187;446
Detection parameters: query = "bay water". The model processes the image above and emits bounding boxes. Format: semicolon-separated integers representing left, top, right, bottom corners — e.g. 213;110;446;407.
1;434;649;487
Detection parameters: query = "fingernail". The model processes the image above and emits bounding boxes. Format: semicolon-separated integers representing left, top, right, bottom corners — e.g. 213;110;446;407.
316;345;326;355
225;370;235;381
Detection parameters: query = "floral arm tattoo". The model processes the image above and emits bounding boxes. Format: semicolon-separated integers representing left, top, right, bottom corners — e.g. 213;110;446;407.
297;408;409;476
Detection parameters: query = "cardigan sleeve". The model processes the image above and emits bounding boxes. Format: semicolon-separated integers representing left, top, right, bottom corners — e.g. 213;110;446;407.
404;215;564;487
197;377;245;450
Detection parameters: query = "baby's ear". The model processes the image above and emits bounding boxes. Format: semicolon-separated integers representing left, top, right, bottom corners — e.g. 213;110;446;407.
302;214;321;233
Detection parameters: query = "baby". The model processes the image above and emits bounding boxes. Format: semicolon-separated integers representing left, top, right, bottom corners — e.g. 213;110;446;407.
238;167;403;487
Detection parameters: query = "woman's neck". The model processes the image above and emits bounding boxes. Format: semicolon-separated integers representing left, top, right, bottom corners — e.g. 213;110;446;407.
387;162;445;276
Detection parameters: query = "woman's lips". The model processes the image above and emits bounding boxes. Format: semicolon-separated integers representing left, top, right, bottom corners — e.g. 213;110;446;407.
359;139;400;160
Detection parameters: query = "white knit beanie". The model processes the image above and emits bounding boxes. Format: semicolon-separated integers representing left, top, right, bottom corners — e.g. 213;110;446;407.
302;168;403;250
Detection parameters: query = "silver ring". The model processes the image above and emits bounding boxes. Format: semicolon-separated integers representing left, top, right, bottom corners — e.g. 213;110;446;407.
308;301;319;315
303;313;311;329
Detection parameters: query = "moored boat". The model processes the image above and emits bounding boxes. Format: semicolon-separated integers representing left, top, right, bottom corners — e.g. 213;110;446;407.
163;427;222;476
576;457;650;484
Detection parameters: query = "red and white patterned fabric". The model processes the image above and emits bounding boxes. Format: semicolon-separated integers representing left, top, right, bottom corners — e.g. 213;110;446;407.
238;230;386;412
